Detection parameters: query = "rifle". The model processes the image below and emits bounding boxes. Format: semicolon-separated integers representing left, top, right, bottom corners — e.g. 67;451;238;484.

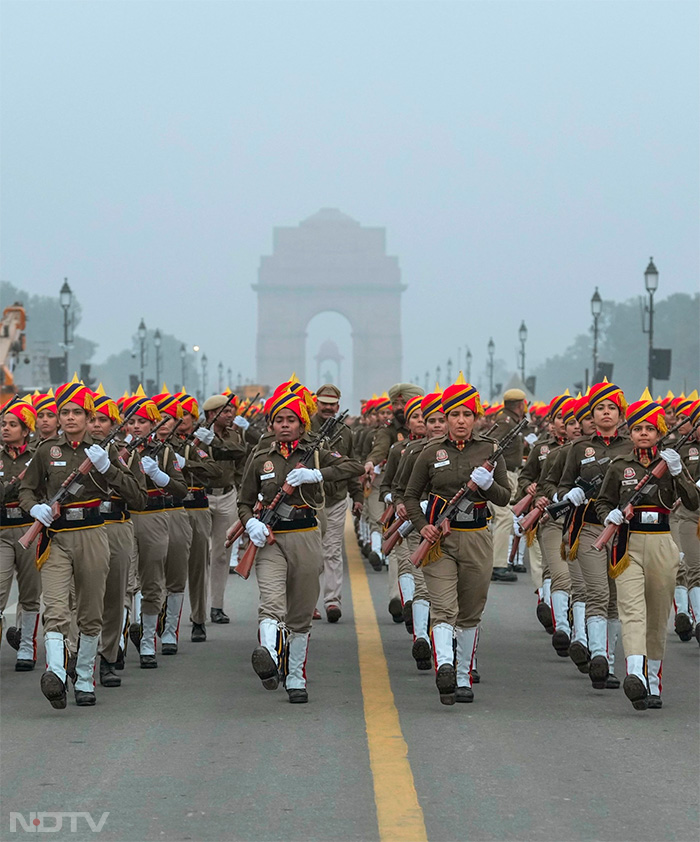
544;457;611;520
380;503;395;526
382;422;501;555
147;418;184;458
518;495;551;533
227;411;349;563
410;417;528;568
18;408;137;550
593;419;700;552
184;393;237;447
508;534;521;565
116;416;170;460
241;392;261;419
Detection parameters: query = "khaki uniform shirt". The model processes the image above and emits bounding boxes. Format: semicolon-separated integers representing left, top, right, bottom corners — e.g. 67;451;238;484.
492;408;525;472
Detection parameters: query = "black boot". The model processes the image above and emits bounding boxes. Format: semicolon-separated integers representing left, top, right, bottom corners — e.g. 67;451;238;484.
5;626;20;651
623;675;648;710
491;567;518;583
536;602;554;634
40;671;67;710
674;612;693;642
568;641;590;673
388;598;403;623
99;656;121;687
551;630;570;657
402;600;414;634
589;655;609;689
436;664;457;705
191;623;206;642
411;638;432;671
251;646;279;690
210;608;230;624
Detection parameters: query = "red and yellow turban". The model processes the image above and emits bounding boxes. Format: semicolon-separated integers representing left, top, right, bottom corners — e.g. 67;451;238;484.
32;390;57;415
548;391;571;419
3;398;37;432
265;389;311;431
574;392;592;423
676;391;699;420
55;379;95;414
92;387;121;423
174;392;199;418
404;395;423;423
128;397;161;423
441;374;484;417
626;389;667;434
373;393;391;412
561;397;577;425
588;379;627;414
421;386;444;421
153;391;184;419
274;374;316;416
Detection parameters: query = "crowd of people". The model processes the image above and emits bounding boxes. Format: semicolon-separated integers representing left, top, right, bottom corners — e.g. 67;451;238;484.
1;372;698;711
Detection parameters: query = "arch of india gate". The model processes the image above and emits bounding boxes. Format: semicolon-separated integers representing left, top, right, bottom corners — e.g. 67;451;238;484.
253;208;405;408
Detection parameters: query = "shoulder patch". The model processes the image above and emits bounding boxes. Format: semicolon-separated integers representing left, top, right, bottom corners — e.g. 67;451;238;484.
584;447;595;458
623;467;635;479
263;460;274;473
435;449;448;462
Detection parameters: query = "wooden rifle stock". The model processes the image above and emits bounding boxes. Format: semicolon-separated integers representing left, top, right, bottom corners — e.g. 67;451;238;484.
234;480;295;579
519;497;550;533
380;504;395;526
512;492;534;518
508;534;521;565
225;500;262;548
382;522;405;555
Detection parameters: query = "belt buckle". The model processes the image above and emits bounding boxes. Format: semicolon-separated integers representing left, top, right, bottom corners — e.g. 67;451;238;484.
6;508;22;519
66;507;84;521
640;511;659;525
184;492;194;502
100;502;112;513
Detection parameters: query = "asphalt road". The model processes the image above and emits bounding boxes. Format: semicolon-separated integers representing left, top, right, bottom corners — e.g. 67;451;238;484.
1;523;698;842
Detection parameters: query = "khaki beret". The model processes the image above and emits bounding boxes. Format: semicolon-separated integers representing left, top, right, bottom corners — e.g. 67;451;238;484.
202;394;230;412
316;383;341;404
388;382;424;402
503;388;527;402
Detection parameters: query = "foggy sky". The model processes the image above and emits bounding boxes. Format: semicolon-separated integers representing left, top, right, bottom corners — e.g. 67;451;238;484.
1;1;698;395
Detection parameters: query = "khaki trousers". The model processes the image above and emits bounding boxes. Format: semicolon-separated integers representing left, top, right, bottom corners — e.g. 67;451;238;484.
101;520;134;662
490;470;518;568
575;523;618;620
320;498;348;607
365;486;384;533
165;508;192;594
0;526;41;612
132;510;169;616
528;537;544;590
422;528;492;627
671;506;700;590
209;488;238;610
539;520;570;593
256;527;323;634
569;556;586;604
616;532;678;660
41;526;109;638
187;507;212;625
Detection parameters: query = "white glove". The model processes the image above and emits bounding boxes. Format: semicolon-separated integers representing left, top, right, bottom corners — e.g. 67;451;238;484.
85;444;111;475
124;433;133;444
174;453;186;469
564;487;587;507
373;464;382;475
604;508;625;526
552;493;559;503
384;493;393;504
420;500;428;514
141;456;170;487
525;433;538;446
286;467;323;487
660;449;682;476
245;517;269;547
513;515;524;537
194;427;215;445
233;416;250;431
696;478;700;490
470;466;494;490
30;503;54;526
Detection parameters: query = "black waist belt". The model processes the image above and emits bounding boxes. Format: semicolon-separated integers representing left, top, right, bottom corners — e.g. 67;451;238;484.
51;507;104;531
100;500;131;522
0;505;33;528
184;488;209;509
630;512;670;531
583;503;602;525
274;515;317;532
449;511;489;530
162;495;183;510
206;486;234;496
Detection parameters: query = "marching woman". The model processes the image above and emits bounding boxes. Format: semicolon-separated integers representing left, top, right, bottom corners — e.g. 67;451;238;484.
558;380;632;690
237;388;362;704
0;399;41;670
32;390;59;441
595;392;698;710
403;375;510;706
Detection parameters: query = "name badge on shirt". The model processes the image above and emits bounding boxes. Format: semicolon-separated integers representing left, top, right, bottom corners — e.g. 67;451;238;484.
50;461;67;466
434;460;450;468
260;472;275;480
580;456;596;465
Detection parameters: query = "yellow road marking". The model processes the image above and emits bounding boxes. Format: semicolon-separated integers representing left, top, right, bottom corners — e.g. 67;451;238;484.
345;514;428;842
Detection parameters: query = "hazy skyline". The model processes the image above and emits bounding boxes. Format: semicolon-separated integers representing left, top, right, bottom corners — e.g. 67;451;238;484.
2;1;698;395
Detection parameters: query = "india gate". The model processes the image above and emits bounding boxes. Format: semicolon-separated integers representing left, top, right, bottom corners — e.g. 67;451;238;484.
254;208;404;407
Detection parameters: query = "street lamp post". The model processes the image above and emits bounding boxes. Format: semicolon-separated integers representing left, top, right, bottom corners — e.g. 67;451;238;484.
137;319;147;385
436;365;441;385
202;354;208;398
518;321;528;384
227;367;232;389
487;338;495;401
218;361;224;392
643;258;659;392
446;357;453;383
154;329;162;387
590;287;602;385
180;344;186;391
466;348;472;382
59;278;72;377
